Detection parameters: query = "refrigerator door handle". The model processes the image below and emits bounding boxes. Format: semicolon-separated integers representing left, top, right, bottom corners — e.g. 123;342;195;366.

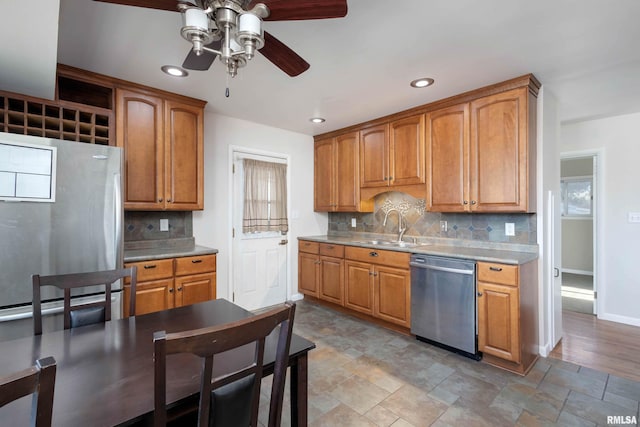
114;172;123;270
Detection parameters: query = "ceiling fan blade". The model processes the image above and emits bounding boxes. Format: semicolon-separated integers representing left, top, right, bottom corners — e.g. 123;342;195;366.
92;0;183;12
259;31;310;77
249;0;347;21
182;40;222;71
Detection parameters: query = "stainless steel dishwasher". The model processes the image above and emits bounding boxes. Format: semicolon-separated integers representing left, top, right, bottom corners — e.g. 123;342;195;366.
410;254;479;359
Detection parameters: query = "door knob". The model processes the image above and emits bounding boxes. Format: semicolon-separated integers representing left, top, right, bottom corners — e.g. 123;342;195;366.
279;239;288;245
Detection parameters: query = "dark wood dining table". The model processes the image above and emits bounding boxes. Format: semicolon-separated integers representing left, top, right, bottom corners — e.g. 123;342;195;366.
0;298;315;426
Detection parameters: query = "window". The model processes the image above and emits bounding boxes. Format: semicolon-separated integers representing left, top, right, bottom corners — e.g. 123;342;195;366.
561;177;592;217
242;159;288;234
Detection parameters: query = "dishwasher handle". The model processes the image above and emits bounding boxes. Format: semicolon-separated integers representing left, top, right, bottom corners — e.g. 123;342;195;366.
409;262;475;276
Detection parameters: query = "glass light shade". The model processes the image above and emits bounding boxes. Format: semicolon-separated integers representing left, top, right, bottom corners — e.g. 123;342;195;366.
184;8;209;31
238;13;261;37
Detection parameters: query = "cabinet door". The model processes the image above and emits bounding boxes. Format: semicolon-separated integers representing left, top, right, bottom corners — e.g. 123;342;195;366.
335;131;361;211
164;100;204;210
477;282;520;362
129;278;174;316
470;87;530;212
344;260;374;315
359;124;389;188
319;256;344;306
374;266;410;327
314;138;335;211
426;104;469;212
389;114;425;186
116;88;164;210
298;252;319;297
175;272;216;307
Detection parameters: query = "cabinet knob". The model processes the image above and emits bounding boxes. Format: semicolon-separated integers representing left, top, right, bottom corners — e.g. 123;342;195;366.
471;200;477;205
177;287;183;291
158;198;163;202
388;176;393;181
369;251;378;257
477;292;483;297
463;200;468;205
167;199;172;203
169;288;174;293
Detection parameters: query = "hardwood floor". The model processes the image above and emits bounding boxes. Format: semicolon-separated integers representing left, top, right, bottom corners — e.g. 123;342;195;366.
550;310;640;382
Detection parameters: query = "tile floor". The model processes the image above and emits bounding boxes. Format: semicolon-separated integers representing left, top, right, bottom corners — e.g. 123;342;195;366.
261;300;640;426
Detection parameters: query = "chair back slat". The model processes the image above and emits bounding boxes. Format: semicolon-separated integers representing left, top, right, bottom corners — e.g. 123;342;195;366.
153;301;296;427
32;267;137;335
0;356;57;427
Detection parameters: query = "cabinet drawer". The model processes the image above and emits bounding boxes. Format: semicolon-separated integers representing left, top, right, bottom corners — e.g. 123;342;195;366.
345;246;410;269
298;240;319;254
175;254;217;276
125;259;174;282
320;243;344;258
477;262;518;286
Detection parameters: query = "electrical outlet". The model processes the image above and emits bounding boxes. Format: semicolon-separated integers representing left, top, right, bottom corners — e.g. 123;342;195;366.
160;218;169;232
351;218;357;228
440;220;447;232
505;222;515;236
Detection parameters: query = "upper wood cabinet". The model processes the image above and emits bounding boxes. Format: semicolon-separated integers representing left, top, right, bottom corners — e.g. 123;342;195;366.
470;88;536;212
426;87;536;212
314;131;373;212
116;88;205;211
359;114;425;199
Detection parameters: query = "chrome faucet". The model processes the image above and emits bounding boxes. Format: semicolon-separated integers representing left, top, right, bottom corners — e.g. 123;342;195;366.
382;208;407;242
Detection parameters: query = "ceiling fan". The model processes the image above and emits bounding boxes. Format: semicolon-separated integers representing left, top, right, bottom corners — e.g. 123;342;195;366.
93;0;348;77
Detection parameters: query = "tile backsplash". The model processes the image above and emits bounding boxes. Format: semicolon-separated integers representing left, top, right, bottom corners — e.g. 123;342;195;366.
124;211;193;241
328;192;536;244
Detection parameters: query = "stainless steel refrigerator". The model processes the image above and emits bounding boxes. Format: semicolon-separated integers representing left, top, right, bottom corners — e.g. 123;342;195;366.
0;133;123;322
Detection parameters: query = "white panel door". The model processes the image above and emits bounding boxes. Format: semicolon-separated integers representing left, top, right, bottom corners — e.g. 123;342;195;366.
231;151;288;310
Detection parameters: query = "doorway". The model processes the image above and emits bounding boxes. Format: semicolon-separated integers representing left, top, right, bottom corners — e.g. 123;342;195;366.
559;154;598;315
230;148;289;311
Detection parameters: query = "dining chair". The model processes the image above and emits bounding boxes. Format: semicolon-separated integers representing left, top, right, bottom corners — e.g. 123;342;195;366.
0;356;57;427
32;267;138;335
153;301;296;427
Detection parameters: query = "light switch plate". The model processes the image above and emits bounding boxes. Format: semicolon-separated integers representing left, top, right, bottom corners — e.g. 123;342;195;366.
351;218;357;228
440;220;447;232
160;219;169;232
505;223;515;236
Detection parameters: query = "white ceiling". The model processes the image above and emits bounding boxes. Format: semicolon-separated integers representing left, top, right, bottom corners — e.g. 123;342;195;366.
3;0;640;135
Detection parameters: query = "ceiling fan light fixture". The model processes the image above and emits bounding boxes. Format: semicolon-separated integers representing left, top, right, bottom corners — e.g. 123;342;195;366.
161;65;189;77
410;77;435;88
310;117;326;124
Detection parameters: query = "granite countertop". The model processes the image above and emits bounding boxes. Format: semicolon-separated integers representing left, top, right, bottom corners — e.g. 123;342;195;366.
298;235;538;265
123;238;218;262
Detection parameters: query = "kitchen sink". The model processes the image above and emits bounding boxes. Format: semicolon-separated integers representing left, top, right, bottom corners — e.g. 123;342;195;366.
357;240;429;248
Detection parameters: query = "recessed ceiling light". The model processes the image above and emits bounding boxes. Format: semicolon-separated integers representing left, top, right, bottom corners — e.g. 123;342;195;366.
410;77;434;88
310;117;326;124
161;65;188;77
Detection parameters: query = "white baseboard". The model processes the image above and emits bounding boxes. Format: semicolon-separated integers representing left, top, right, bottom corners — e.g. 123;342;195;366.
290;293;304;302
562;268;593;276
538;342;551;358
598;312;640;327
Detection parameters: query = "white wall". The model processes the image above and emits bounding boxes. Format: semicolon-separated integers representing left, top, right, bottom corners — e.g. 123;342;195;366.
561;112;640;326
537;87;562;356
192;113;327;302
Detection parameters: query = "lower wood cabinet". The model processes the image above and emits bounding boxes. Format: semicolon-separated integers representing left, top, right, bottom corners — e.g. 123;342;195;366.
344;246;411;328
298;241;345;305
477;260;538;375
124;254;216;316
298;240;411;329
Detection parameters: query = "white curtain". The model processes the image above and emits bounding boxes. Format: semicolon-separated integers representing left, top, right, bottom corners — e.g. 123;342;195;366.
242;159;288;233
